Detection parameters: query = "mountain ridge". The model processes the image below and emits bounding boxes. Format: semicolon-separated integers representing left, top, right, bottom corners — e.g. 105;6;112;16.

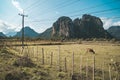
14;26;39;38
39;14;113;39
0;32;6;38
1;14;120;40
107;26;120;39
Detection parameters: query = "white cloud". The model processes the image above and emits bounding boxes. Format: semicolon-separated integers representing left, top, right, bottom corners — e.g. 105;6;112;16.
12;0;23;13
101;17;112;29
0;19;18;36
113;21;120;26
100;17;120;29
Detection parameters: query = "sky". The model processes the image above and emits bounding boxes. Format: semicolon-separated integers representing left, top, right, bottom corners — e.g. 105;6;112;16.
0;0;120;36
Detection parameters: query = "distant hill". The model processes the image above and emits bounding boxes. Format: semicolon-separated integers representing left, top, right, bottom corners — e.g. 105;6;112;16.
14;26;39;38
0;32;6;38
39;14;112;39
107;26;120;39
39;27;52;39
6;32;16;37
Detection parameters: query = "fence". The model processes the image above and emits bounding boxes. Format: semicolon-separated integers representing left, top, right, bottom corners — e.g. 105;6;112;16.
8;44;120;80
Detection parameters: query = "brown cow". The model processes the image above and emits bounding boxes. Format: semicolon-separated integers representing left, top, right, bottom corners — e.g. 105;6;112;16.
86;48;95;54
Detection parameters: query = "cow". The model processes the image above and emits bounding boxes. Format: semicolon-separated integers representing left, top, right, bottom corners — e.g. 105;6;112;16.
86;48;95;54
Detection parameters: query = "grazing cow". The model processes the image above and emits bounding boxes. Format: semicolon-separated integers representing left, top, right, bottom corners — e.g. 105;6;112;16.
86;48;95;54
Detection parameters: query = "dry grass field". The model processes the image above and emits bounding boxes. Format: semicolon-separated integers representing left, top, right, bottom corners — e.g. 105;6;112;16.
0;40;120;80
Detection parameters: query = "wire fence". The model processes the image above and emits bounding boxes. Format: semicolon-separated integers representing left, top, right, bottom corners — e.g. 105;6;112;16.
9;45;120;80
1;39;120;80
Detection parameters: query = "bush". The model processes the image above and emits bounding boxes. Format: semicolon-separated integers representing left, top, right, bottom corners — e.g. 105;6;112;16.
72;73;81;80
0;48;14;58
57;72;67;79
35;70;48;76
13;56;35;67
77;39;82;44
5;71;27;80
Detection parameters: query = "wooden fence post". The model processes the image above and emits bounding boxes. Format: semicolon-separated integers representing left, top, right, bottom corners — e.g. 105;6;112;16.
29;47;32;57
45;52;47;64
37;46;38;61
102;59;104;80
27;46;30;57
42;48;44;65
50;52;53;67
58;46;61;71
21;48;24;55
80;55;83;80
24;47;27;57
32;47;34;58
86;58;88;80
109;64;112;80
64;57;67;72
72;52;74;75
93;55;95;80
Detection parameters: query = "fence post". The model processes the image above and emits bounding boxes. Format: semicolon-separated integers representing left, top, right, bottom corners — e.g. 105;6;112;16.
45;52;47;64
33;47;34;58
102;59;104;80
58;46;61;71
80;55;83;80
28;46;30;57
72;52;74;75
93;55;95;80
37;46;38;61
28;47;32;58
42;48;44;65
50;52;53;67
21;48;24;55
24;47;28;57
86;58;88;80
109;64;112;80
64;57;67;72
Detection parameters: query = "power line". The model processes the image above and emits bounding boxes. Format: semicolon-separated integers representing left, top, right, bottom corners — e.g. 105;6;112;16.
26;0;53;17
70;7;120;17
29;0;120;21
13;1;120;31
89;7;120;14
26;6;120;22
25;16;120;24
62;0;120;15
30;0;80;17
101;16;120;20
24;0;45;11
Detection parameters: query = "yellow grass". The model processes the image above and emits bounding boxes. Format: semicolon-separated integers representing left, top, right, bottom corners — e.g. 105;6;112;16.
12;41;120;73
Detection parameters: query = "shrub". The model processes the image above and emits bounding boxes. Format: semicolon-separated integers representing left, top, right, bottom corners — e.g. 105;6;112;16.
13;56;35;67
72;73;81;80
57;72;67;79
0;48;14;58
5;71;27;80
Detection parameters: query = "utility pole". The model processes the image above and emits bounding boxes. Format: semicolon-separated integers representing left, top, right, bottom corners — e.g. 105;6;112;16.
18;12;28;49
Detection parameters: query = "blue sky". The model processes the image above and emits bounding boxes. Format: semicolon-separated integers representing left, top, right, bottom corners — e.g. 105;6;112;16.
0;0;120;35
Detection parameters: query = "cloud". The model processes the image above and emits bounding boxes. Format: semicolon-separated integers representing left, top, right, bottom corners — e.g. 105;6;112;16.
0;19;18;36
113;21;120;26
100;17;113;29
12;0;23;13
100;17;120;29
55;11;59;14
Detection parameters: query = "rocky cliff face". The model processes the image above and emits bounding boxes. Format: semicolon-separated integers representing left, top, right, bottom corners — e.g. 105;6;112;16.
52;16;74;38
51;14;112;39
73;14;109;38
